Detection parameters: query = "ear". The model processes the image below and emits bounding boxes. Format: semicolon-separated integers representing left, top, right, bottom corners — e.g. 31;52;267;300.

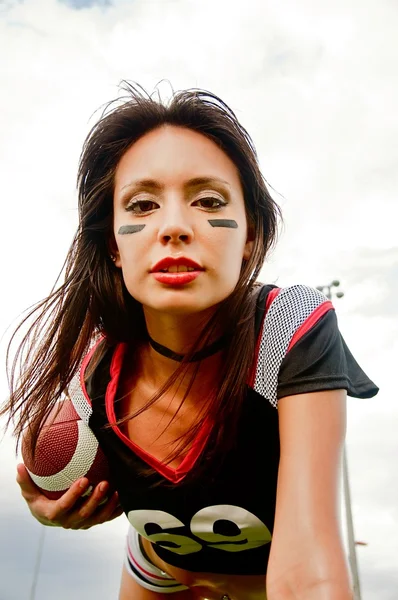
243;240;254;260
243;224;255;260
108;236;122;268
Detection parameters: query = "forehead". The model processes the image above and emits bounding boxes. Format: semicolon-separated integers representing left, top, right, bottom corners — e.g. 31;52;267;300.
114;125;242;191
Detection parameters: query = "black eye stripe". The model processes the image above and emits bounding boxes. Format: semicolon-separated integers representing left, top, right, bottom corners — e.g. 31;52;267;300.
208;219;238;229
118;221;238;234
118;225;146;234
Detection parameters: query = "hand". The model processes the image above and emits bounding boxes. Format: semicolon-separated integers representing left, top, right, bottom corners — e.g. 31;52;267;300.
16;463;124;530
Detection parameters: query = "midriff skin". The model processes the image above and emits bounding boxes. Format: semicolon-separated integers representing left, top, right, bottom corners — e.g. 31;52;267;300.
141;536;267;600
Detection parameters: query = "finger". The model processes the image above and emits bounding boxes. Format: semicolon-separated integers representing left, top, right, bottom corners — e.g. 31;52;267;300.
95;491;122;521
29;478;90;524
77;481;111;519
16;464;42;501
80;492;123;529
16;463;32;486
56;478;90;515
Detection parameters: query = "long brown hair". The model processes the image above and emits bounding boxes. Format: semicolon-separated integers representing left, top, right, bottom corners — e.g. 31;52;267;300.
2;82;281;473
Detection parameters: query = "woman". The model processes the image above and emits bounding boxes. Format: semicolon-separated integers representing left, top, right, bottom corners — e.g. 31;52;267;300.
3;84;378;599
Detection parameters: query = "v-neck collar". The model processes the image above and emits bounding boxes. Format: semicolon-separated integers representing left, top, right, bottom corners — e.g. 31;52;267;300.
104;343;212;484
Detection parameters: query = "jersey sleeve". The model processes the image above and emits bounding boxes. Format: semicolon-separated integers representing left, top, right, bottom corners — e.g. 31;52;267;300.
277;308;379;400
251;284;379;407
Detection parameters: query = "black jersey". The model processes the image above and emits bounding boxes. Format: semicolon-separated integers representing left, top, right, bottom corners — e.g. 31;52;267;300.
68;284;378;576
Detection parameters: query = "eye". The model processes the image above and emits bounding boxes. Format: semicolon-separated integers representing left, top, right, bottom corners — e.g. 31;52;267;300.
192;196;228;211
126;200;159;214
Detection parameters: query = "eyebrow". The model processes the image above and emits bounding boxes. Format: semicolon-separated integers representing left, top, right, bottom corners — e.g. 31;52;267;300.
118;177;232;203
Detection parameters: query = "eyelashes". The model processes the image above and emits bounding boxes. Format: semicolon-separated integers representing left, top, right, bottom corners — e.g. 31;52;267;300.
193;197;228;211
125;196;228;214
125;200;158;214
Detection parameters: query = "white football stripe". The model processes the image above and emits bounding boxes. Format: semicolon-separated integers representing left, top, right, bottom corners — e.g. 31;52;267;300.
27;421;99;492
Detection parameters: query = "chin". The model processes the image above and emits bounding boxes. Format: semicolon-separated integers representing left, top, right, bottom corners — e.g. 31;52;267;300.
145;298;218;317
127;280;237;317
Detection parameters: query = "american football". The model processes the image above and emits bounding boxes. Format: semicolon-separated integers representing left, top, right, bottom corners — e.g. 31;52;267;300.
21;398;112;500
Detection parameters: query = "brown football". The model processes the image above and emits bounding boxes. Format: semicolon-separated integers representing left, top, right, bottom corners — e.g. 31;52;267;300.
21;398;112;500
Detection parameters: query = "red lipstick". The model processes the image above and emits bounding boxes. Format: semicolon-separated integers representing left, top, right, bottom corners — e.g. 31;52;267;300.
150;257;203;272
153;272;200;285
150;257;204;286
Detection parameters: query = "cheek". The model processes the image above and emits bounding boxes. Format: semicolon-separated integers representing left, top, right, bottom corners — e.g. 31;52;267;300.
209;230;247;274
115;235;147;281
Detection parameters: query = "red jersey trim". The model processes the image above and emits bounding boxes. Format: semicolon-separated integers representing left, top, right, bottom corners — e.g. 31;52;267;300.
248;287;281;388
79;338;104;407
287;301;334;352
104;343;212;484
265;287;282;313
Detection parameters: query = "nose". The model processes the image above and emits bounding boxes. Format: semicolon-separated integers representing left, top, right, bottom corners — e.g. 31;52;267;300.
157;201;194;245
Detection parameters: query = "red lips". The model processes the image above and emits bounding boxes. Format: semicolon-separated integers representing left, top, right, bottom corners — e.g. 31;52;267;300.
150;257;203;273
150;256;204;286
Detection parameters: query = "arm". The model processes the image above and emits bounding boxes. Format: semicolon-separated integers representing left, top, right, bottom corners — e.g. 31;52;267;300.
266;390;353;600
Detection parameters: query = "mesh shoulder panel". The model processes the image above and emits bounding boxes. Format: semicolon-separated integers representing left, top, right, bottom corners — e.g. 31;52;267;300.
253;285;328;408
68;362;93;425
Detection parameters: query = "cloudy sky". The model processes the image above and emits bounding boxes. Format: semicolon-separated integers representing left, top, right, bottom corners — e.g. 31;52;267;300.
0;0;397;598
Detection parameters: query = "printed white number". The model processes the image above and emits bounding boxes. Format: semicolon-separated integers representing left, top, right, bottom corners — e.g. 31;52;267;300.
127;509;202;555
191;505;271;552
128;505;271;555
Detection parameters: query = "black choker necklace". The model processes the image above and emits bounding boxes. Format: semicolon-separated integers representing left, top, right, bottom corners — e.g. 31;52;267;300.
147;334;226;362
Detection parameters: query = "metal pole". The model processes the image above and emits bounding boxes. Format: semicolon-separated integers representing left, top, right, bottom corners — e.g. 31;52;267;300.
342;445;362;599
29;525;45;600
317;282;362;600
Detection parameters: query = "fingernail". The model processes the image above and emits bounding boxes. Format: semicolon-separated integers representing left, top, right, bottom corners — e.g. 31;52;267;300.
99;482;108;493
79;479;88;489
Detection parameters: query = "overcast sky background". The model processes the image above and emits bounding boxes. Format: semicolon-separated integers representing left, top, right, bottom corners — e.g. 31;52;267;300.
0;0;397;598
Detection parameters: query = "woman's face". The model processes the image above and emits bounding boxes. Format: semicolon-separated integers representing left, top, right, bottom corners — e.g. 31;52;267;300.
112;125;253;317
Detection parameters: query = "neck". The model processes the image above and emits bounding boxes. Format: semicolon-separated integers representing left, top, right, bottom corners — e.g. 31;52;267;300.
147;332;226;363
138;307;224;391
139;342;224;393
